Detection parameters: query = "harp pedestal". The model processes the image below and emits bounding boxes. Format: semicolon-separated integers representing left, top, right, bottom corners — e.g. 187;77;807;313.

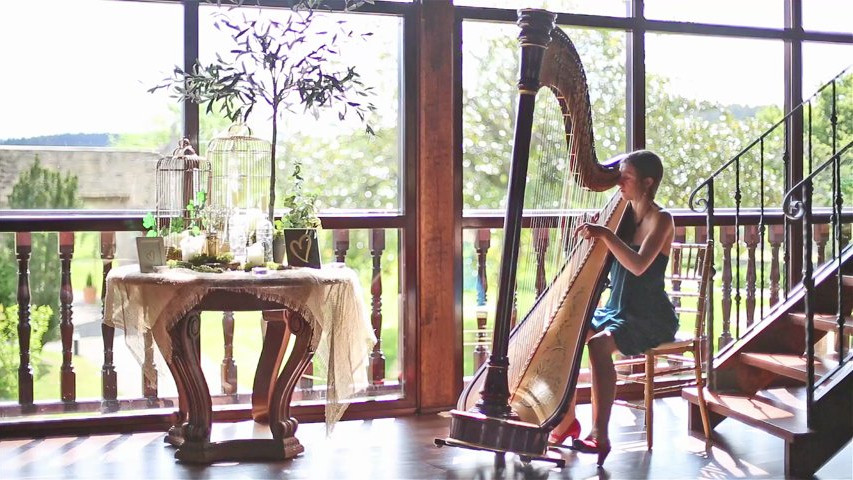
435;410;564;467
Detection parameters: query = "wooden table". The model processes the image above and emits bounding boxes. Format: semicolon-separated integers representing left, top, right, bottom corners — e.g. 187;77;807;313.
104;264;374;464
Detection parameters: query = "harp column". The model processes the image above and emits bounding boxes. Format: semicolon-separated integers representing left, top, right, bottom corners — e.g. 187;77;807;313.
475;8;556;418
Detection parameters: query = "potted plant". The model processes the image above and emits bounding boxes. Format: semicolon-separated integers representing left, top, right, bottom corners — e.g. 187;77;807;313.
83;272;97;304
149;1;375;229
274;159;322;267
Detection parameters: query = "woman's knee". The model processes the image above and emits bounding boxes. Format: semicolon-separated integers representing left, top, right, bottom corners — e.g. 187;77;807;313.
587;331;617;357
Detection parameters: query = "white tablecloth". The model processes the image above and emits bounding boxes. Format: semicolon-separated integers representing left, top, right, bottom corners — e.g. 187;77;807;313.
104;263;376;432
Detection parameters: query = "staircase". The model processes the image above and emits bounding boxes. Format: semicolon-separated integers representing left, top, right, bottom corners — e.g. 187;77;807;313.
684;66;853;477
683;246;853;477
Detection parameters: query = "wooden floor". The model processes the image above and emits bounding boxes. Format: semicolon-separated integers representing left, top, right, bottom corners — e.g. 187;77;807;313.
1;398;850;479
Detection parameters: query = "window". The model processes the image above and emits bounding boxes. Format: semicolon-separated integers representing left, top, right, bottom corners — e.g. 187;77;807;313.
646;33;784;208
645;0;782;28
0;1;182;210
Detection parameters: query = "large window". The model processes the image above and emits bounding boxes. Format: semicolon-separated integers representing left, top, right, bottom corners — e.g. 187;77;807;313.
644;0;782;28
0;1;182;211
454;0;628;17
461;20;626;212
803;0;853;33
197;5;404;214
646;33;784;209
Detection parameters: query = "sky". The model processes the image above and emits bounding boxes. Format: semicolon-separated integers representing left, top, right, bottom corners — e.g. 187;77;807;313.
0;0;850;140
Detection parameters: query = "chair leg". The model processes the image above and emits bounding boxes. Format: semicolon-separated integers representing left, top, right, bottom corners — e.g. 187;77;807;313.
645;352;654;450
694;348;712;445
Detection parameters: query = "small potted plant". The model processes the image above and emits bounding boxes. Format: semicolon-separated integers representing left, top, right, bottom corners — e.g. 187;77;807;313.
274;159;322;268
83;272;97;304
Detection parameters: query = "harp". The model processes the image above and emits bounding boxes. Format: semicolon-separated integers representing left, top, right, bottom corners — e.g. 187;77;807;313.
435;9;627;464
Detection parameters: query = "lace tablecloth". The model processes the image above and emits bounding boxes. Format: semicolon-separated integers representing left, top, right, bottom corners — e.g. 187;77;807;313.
104;263;376;431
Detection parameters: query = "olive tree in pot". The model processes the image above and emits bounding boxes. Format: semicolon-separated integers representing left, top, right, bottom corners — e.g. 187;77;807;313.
150;1;374;267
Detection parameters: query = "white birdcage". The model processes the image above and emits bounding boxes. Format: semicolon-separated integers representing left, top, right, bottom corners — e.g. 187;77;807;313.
206;124;273;262
154;139;212;259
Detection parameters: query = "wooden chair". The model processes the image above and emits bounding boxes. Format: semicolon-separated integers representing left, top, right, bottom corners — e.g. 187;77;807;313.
614;241;713;450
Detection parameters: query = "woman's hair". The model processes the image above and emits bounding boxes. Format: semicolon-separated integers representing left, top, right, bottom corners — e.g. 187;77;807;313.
622;149;664;199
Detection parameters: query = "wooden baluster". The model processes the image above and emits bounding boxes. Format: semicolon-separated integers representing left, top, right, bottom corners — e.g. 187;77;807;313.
533;227;549;297
58;232;76;408
694;226;710;362
142;331;158;405
813;223;830;266
671;227;687;309
744;225;759;327
768;224;784;307
841;224;852;248
694;226;708;245
15;233;34;412
334;229;350;263
719;226;736;347
474;229;491;371
100;232;118;412
368;229;386;386
221;311;237;395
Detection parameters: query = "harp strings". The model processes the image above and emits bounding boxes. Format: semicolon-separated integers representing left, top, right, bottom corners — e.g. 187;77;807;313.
509;84;606;388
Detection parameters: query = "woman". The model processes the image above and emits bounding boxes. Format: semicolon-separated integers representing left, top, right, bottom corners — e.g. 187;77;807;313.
548;149;678;467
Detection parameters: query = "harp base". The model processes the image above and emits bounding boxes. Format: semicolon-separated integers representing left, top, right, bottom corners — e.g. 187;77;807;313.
435;409;563;467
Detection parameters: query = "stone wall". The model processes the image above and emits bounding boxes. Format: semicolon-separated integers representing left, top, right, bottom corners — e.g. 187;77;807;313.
0;146;160;209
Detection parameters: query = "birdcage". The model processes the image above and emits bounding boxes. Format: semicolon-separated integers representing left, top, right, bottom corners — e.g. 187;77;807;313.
154;139;212;259
206;124;272;261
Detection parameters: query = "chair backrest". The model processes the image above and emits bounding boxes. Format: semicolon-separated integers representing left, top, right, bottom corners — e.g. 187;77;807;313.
666;241;714;339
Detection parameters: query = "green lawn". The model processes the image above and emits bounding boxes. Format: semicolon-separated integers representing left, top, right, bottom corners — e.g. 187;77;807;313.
33;350;102;401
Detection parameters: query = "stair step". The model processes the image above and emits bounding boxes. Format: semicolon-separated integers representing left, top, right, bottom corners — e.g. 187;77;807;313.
787;312;852;333
683;387;810;441
740;352;832;382
753;386;808;413
842;275;853;288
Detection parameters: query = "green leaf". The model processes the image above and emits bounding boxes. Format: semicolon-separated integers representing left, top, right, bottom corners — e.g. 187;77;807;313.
142;212;156;229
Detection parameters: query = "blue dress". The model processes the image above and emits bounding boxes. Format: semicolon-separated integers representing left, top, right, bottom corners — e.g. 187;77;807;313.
591;245;679;355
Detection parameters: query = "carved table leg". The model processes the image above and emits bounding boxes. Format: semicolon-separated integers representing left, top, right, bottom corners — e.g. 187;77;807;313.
168;311;215;463
165;308;315;464
252;310;290;423
163;351;189;447
269;311;316;459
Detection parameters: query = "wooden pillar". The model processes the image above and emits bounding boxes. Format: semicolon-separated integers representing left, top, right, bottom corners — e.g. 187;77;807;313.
416;0;462;411
15;233;34;412
143;331;158;405
719;225;736;347
100;232;119;413
369;229;386;386
813;223;830;265
333;229;350;263
58;232;76;408
769;224;785;306
473;229;491;372
744;225;759;327
671;227;687;309
221;311;237;395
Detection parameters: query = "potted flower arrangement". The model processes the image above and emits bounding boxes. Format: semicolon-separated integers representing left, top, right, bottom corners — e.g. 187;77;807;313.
273;159;322;267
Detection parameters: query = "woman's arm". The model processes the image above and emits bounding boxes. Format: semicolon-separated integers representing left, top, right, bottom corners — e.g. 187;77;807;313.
575;211;674;276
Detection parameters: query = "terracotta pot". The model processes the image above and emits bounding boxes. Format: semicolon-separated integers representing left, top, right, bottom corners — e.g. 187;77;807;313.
83;286;97;304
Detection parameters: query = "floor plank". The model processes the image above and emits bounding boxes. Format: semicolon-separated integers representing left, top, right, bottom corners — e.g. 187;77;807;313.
1;398;850;479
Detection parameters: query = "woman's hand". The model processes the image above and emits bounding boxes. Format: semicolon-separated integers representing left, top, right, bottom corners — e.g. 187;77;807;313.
574;222;612;241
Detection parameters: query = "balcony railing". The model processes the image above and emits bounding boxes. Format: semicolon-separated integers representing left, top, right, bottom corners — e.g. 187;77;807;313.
0;212;405;423
461;208;853;378
2;207;850;433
